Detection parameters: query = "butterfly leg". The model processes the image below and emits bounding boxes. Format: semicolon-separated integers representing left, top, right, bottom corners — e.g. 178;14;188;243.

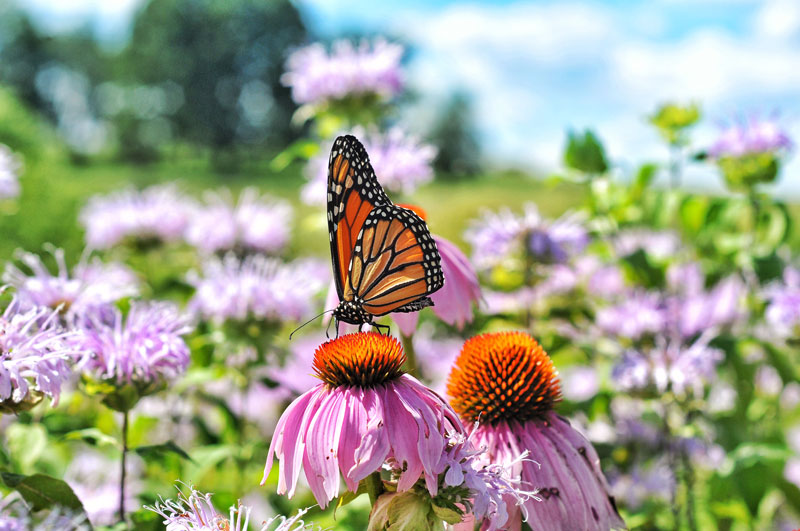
372;322;391;336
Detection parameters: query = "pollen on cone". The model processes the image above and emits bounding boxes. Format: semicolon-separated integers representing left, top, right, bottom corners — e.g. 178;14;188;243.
313;332;406;388
447;331;561;425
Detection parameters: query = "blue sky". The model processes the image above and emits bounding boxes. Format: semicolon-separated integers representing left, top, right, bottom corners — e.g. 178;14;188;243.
22;0;800;193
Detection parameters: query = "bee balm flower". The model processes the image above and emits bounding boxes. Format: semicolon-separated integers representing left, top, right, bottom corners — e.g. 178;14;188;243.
447;331;625;531
262;332;462;508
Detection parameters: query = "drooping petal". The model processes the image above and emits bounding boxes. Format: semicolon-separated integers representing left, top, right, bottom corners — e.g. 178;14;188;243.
347;388;391;485
303;388;346;506
381;383;424;491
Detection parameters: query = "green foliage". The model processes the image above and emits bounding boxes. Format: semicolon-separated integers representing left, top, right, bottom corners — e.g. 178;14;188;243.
717;152;781;192
649;101;701;146
0;471;88;520
563;129;609;175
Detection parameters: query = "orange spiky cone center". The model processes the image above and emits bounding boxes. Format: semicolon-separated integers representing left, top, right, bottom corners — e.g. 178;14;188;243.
313;332;406;388
447;331;561;425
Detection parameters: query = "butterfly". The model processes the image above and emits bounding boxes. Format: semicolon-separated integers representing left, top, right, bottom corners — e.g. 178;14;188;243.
327;135;444;335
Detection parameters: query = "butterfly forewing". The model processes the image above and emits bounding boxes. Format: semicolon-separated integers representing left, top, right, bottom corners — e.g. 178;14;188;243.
327;135;390;300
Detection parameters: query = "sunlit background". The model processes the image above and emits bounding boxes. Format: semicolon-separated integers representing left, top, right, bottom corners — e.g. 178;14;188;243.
2;1;800;530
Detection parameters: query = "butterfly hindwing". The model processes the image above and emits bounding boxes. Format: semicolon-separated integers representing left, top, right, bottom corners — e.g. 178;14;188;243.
347;204;444;316
327;135;390;301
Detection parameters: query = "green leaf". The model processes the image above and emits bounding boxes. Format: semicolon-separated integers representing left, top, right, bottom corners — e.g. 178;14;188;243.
269;139;320;171
130;508;163;531
563;129;609;175
431;502;463;524
62;428;119;449
135;440;194;463
1;471;88;516
337;481;368;511
386;491;433;531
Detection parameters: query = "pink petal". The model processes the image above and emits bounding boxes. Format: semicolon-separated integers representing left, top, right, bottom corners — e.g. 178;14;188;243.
304;388;347;507
380;384;424;491
348;388;391;484
391;311;419;336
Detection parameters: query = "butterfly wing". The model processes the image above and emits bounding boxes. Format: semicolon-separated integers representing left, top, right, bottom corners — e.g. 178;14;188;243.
346;204;444;316
327;135;391;302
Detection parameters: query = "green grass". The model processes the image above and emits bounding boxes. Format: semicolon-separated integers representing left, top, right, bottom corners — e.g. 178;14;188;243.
0;155;585;263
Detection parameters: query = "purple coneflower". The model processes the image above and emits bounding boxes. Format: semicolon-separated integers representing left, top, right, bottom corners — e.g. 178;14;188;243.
446;331;625;531
0;144;21;199
185;188;292;255
0;295;77;412
72;301;192;388
80;184;196;249
188;255;327;324
262;332;463;508
3;247;138;315
302;127;436;204
148;483;322;531
464;204;587;270
283;39;404;107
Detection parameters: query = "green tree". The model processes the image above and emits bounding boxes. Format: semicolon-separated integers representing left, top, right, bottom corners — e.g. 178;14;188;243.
125;0;307;161
429;92;482;177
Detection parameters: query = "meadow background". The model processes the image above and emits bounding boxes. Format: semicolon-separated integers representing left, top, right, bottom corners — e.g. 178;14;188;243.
0;0;799;530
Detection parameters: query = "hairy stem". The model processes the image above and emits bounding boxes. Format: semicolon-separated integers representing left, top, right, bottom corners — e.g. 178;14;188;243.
119;410;129;524
400;333;418;377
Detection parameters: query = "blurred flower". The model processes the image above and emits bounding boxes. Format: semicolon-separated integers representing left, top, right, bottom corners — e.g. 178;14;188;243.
586;263;626;299
80;184;196;249
3;247;138;315
785;458;800;490
188;255;327;324
464;203;587;269
148;483;323;531
65;449;141;527
670;275;746;338
0;144;22;199
608;460;674;509
666;262;705;295
709;115;792;158
302;127;436;204
268;332;324;396
613;228;681;260
262;332;463;508
283;39;403;107
411;324;464;393
765;267;800;337
446;331;624;529
0;492;89;530
185;188;292;255
0;295;77;412
612;333;723;397
709;115;793;189
596;291;666;341
73;301;192;388
560;366;600;402
755;364;783;396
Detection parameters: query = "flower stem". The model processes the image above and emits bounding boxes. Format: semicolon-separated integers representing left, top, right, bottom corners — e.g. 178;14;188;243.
681;444;698;531
366;471;384;506
400;333;418;377
119;410;129;524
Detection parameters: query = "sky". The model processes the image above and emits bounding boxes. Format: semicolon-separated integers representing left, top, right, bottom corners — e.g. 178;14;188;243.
21;0;800;194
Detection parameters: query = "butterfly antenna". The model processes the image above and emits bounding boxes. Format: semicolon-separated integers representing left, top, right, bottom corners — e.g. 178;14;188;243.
289;309;335;340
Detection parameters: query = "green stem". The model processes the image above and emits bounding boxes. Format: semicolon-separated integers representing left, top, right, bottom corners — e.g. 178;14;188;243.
523;249;535;330
400;333;418;377
682;443;698;531
365;471;384;506
119;410;129;524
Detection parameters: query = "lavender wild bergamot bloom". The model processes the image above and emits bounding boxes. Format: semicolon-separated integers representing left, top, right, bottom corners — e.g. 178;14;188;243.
72;301;192;405
188;254;327;325
80;184;196;249
302;127;436;205
148;483;323;531
3;247;138;316
446;331;625;531
708;114;793;190
283;39;403;108
0;293;78;414
465;203;587;270
262;332;463;509
185;188;292;255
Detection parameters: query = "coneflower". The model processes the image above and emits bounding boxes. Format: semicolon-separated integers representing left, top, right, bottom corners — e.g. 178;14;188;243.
446;331;625;531
262;332;462;508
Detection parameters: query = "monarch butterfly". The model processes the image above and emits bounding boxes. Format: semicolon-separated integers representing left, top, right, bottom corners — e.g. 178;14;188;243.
326;135;444;335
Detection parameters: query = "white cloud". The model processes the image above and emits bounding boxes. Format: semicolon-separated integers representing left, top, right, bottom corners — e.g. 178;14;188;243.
754;0;800;40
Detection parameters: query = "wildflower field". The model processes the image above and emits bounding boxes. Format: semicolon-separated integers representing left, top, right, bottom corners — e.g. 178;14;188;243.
1;1;799;530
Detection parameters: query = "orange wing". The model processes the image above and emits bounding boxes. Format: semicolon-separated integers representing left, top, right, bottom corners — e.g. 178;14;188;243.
327;136;390;301
348;205;444;316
